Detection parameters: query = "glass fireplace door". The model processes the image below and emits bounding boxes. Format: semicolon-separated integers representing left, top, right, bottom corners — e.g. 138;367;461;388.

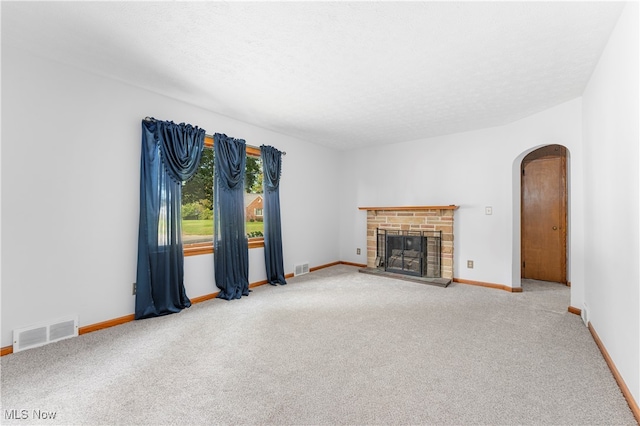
385;233;424;277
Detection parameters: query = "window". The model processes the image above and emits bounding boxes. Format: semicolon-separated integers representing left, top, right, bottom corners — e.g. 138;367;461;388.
245;151;264;238
181;147;214;246
181;137;264;256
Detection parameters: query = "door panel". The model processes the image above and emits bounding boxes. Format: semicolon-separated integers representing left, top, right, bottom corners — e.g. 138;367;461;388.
522;154;567;283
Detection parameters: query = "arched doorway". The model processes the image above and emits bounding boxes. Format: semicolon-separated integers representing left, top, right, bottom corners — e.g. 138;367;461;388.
521;145;568;284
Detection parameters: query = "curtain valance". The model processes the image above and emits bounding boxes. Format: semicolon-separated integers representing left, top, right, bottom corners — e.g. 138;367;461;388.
261;145;287;285
213;133;249;300
136;118;205;319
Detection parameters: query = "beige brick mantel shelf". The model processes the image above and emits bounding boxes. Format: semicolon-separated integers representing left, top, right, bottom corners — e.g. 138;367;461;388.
359;205;459;280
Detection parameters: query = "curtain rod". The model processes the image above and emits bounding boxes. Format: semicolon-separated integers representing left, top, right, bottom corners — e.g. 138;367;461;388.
144;117;286;156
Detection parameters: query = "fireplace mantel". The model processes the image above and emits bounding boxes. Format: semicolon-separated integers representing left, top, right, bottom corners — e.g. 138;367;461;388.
359;205;458;211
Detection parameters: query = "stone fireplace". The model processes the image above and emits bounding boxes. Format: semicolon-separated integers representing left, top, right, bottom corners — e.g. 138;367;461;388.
359;206;457;281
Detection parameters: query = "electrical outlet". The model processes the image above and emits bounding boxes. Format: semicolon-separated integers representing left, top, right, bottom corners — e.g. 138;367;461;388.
467;260;474;268
357;248;361;255
132;282;136;295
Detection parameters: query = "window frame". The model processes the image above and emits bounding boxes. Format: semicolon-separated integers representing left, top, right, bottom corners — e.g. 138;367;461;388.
183;136;264;257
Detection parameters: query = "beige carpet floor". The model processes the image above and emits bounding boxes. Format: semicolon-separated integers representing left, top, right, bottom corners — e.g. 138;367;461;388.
1;265;636;425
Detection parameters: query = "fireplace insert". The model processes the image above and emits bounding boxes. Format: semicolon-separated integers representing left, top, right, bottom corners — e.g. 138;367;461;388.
377;229;441;278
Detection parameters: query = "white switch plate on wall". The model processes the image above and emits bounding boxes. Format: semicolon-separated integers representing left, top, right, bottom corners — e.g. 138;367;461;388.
485;206;493;215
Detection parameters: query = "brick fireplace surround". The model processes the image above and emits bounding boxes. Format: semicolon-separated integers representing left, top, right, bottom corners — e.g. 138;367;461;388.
359;206;458;280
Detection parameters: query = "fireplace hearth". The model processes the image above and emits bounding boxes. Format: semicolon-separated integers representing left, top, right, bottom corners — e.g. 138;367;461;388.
358;205;457;287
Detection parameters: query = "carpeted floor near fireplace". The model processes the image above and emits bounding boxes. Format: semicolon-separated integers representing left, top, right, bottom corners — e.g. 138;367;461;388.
1;265;635;425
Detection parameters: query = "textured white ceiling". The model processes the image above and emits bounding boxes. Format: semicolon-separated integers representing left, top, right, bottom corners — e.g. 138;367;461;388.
2;1;625;150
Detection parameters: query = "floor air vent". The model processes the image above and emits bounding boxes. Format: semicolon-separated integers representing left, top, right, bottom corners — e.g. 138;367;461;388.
294;262;310;276
13;315;78;353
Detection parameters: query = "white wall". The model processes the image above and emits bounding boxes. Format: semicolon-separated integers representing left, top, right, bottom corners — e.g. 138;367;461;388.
582;2;639;405
339;98;584;293
1;45;340;348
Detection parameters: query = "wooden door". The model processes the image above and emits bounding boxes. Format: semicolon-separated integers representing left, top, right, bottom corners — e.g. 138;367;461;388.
521;146;567;283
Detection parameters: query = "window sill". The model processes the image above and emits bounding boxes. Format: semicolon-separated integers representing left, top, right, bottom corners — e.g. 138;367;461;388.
184;239;265;257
